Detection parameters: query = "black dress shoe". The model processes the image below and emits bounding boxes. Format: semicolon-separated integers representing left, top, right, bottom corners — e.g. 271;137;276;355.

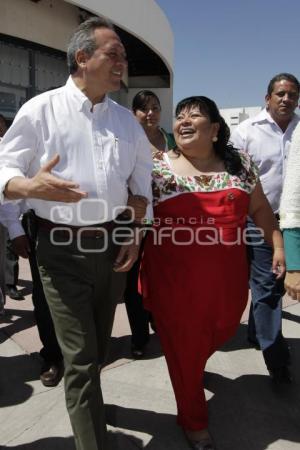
186;439;215;450
6;285;24;300
184;433;215;450
268;366;292;384
247;337;260;350
40;361;64;387
131;344;145;359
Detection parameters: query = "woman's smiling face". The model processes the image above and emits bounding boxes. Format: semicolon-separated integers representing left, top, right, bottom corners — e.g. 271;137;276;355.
174;106;219;151
134;97;161;130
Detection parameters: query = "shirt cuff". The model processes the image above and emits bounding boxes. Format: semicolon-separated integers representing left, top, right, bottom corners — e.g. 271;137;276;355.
145;203;153;221
6;221;25;240
283;228;300;270
0;168;26;204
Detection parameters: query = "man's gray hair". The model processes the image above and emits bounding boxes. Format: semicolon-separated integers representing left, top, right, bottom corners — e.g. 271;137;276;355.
67;16;114;74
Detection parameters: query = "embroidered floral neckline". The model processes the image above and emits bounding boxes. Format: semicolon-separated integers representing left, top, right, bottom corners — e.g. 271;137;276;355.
151;150;259;206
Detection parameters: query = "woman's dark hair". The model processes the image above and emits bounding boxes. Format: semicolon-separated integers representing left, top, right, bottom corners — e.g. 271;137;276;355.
132;90;161;113
174;96;245;178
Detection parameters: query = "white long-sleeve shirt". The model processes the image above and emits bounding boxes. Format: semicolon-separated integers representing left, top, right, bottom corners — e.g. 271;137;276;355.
0;77;153;225
280;122;300;229
231;108;299;213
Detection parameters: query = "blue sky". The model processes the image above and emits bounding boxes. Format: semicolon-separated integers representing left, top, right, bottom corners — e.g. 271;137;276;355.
156;0;300;109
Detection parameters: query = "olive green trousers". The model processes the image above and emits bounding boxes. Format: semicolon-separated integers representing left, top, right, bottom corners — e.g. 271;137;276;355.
36;230;126;450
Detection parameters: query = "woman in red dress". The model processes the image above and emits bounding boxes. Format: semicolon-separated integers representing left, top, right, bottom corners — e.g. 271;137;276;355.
140;96;285;450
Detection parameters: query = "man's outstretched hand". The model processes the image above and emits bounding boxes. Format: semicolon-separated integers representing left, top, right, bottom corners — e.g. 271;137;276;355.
5;154;88;202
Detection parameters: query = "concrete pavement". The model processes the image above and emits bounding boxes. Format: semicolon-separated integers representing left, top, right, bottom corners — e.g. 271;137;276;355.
1;259;300;450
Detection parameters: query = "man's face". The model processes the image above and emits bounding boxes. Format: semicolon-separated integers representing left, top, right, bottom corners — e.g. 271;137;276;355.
81;28;127;94
266;80;299;124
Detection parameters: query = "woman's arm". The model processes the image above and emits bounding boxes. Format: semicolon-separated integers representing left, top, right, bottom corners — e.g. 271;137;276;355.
248;181;285;278
283;229;300;299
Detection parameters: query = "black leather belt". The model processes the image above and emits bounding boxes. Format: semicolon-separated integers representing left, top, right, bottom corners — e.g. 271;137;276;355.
36;216;115;238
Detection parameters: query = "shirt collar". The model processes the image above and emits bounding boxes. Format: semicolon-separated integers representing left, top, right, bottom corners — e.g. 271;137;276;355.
66;76;109;113
252;107;299;129
251;108;273;124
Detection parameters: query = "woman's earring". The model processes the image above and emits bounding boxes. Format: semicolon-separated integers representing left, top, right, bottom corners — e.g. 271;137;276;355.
212;136;218;142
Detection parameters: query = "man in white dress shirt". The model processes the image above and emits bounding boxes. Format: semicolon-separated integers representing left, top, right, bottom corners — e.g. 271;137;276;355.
0;17;152;450
231;73;300;384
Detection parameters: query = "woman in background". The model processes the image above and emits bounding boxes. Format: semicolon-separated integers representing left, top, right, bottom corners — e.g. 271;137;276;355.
124;90;175;357
132;90;175;152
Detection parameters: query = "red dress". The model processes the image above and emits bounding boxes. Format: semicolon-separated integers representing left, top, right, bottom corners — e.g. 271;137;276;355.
141;151;258;430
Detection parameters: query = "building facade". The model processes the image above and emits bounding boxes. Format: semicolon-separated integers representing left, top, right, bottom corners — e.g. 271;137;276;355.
220;106;262;131
0;0;174;130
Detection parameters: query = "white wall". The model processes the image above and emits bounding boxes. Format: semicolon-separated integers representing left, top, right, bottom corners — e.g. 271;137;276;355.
0;0;78;52
220;106;262;130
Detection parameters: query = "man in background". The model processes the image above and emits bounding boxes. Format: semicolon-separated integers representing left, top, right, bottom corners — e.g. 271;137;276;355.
0;114;9;314
231;73;300;384
0;114;24;301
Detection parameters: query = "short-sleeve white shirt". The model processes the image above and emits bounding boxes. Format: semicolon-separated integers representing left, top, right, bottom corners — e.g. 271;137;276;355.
231;108;300;213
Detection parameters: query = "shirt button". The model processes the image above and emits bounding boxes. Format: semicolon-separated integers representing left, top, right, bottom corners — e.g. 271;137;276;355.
97;161;103;169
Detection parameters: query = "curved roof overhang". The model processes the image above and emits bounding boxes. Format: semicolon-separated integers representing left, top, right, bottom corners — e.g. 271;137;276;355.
66;0;174;86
